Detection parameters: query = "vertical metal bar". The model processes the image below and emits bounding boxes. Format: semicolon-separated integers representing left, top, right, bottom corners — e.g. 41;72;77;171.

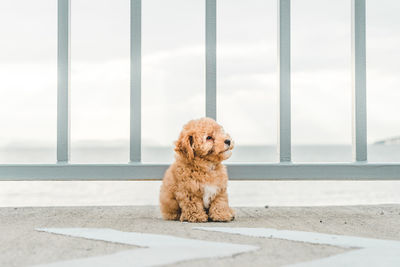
130;0;142;162
352;0;367;162
57;0;70;163
278;0;291;162
206;0;217;120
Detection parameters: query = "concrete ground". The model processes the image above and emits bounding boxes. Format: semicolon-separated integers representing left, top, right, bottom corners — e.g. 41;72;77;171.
1;205;400;267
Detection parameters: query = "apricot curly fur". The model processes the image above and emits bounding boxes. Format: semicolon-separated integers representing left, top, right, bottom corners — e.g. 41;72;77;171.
160;117;235;222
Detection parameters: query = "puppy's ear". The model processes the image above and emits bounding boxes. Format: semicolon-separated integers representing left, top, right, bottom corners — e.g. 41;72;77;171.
175;134;194;160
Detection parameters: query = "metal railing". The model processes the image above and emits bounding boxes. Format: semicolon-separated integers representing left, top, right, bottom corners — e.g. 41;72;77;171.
1;0;400;180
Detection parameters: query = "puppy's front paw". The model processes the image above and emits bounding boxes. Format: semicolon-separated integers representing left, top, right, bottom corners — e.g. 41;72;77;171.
180;212;208;223
230;207;236;219
209;208;235;222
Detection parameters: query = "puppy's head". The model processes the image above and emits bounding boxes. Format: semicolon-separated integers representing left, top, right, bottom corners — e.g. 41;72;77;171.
175;117;234;163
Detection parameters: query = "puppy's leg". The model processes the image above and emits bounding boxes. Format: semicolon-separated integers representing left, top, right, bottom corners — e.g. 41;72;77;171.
208;191;235;222
160;185;180;221
176;193;208;223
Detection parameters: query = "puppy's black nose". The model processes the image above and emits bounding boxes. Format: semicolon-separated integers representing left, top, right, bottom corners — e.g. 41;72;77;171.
224;139;231;146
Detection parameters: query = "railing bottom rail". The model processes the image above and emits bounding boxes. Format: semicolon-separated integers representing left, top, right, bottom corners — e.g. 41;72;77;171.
0;163;399;180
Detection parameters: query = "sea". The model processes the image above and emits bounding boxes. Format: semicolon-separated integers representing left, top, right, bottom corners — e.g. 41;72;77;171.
1;145;400;207
2;144;400;163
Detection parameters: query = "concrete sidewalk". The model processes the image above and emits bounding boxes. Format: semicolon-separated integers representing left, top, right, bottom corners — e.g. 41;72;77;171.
1;205;400;266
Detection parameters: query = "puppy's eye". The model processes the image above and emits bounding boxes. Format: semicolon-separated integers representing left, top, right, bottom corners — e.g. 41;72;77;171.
206;136;213;140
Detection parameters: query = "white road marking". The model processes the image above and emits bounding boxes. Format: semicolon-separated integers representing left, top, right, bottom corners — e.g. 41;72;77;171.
195;227;400;267
34;228;257;267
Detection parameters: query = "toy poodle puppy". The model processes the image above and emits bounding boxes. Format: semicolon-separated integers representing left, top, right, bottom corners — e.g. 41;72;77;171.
160;117;235;222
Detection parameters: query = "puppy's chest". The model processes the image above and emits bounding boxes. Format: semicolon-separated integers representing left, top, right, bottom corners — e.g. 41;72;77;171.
202;185;219;209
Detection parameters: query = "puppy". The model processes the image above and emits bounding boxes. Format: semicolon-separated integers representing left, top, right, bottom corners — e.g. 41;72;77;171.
160;117;235;222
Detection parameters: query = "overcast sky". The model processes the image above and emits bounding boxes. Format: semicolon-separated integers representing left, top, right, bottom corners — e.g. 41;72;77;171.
0;0;399;150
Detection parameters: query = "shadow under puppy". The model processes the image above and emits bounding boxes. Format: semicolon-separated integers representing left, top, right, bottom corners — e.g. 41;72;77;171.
160;117;235;222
